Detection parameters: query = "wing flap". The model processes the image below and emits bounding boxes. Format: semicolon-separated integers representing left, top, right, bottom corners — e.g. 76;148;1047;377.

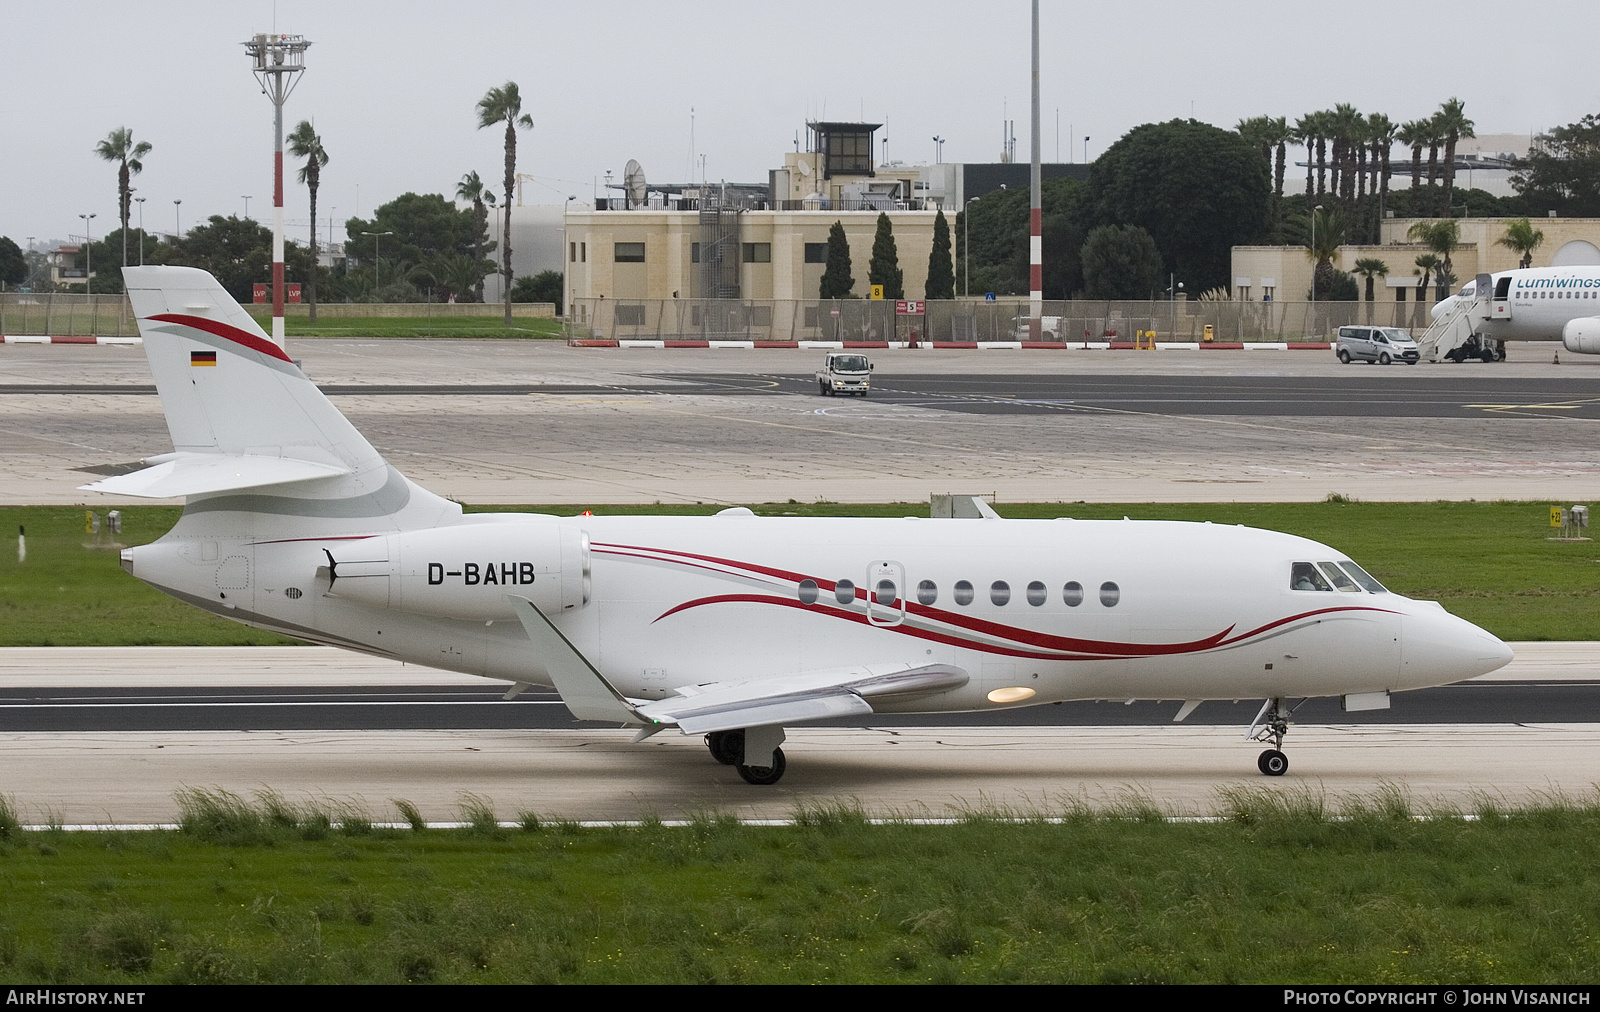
675;693;873;735
638;662;967;733
78;452;351;498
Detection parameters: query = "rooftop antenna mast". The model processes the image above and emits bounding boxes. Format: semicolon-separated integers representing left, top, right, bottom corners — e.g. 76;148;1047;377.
243;31;310;349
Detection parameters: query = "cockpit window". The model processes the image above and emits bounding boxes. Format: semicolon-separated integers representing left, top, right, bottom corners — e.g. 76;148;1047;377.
1318;562;1361;592
834;355;869;372
1338;561;1388;593
1291;562;1333;592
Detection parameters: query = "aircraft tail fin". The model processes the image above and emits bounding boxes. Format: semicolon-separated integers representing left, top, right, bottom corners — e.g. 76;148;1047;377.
95;266;457;530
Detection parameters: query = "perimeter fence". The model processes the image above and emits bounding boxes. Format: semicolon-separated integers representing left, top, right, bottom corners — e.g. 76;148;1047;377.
568;298;1436;343
0;294;555;336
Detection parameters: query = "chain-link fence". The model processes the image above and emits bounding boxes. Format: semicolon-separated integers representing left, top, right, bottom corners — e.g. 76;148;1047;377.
568;298;1436;343
0;294;138;336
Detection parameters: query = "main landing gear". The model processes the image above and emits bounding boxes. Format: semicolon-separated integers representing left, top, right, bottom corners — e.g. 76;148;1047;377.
1247;697;1293;777
705;728;788;786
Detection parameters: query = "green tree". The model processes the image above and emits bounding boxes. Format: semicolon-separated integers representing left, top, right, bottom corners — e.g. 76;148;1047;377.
1352;257;1389;301
819;221;853;299
73;228;163;294
455;171;496;303
1079;224;1162;299
287;121;329;323
1301;205;1348;301
1083;119;1270;293
476;82;534;324
1407;219;1461;300
511;269;564;313
1435;98;1475;217
955;178;1084;298
925;209;954;300
94;127;152;271
867;213;903;300
1413;253;1440;305
344;193;478;268
1512;114;1600;217
163;215;306;302
1496;218;1545;269
0;237;26;288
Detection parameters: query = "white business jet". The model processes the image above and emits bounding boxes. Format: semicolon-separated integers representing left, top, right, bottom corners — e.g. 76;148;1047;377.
1431;266;1600;356
90;266;1512;784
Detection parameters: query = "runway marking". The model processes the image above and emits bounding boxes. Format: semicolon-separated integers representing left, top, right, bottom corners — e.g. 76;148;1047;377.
1466;403;1583;412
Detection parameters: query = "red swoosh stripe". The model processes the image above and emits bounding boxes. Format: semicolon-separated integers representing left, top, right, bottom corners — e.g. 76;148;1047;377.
147;313;294;363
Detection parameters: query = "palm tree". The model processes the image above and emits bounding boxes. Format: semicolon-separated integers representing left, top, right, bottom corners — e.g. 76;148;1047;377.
94;127;152;270
1294;114;1318;197
1413;252;1440;321
1329;104;1362;205
456;171;493;303
286;121;329;323
1353;257;1389;321
1304;205;1348;300
1367;114;1397;233
1238;116;1289;235
1435;98;1475;218
1423;114;1445;211
1397;119;1427;198
1496;217;1545;269
1408;220;1461;300
476;83;534;325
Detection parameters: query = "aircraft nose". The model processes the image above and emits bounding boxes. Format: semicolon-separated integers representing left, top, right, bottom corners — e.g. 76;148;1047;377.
1401;604;1514;687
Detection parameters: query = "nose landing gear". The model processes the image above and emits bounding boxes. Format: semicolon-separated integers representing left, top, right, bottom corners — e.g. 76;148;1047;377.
1248;697;1294;776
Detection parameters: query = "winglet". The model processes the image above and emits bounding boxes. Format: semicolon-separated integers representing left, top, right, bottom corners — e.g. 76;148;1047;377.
505;594;639;724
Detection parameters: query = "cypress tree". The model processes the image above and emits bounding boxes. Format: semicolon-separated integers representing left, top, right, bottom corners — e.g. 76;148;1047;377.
820;220;853;299
925;209;954;300
868;212;904;300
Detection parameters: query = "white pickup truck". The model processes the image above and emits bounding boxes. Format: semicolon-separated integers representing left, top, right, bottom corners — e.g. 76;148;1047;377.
816;352;872;396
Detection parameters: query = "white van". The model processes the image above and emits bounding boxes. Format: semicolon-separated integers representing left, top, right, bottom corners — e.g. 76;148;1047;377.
1336;326;1419;365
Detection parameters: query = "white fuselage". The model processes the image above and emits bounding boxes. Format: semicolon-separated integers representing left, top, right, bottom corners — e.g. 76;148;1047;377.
124;512;1510;714
1432;266;1600;344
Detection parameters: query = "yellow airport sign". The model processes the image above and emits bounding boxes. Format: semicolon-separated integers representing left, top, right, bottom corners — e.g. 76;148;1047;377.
870;285;884;300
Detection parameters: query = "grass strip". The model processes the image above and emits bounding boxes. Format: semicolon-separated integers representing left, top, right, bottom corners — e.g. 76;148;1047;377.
242;310;564;339
0;499;1594;646
0;788;1595;984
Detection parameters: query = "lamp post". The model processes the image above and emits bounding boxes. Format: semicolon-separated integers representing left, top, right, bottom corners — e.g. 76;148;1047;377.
562;195;576;319
242;195;253;220
133;198;145;265
963;195;980;298
78;214;97;295
1167;275;1184;340
173;199;182;239
932;135;944;164
243;31;311;348
360;231;392;292
1311;203;1323;302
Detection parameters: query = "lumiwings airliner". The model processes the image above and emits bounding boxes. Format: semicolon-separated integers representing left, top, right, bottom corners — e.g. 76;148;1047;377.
1432;265;1600;354
91;266;1512;784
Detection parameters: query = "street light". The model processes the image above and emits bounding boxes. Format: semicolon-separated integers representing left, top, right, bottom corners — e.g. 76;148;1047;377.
1083;136;1090;162
134;198;145;265
932;135;944;164
562;195;577;319
1167;274;1184;340
963;195;980;297
1311;203;1323;302
78;214;97;295
173;199;182;239
360;231;393;291
242;195;253;220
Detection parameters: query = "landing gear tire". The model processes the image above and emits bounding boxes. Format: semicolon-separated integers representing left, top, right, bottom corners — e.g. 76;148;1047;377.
1480;348;1496;363
1379;352;1391;365
737;747;786;785
1258;749;1289;776
705;729;742;766
1338;349;1351;364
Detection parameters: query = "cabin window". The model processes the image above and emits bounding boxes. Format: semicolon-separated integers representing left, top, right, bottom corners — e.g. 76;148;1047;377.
990;581;1011;606
835;579;856;605
916;579;937;605
1026;581;1047;606
875;579;898;605
797;579;819;605
1099;582;1120;607
953;580;975;606
1318;562;1361;592
1291;562;1333;592
1062;581;1084;607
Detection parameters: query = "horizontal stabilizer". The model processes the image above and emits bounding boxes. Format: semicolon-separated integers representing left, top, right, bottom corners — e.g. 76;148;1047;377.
78;452;352;498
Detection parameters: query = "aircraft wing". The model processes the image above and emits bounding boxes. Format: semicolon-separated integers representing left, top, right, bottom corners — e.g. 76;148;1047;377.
634;663;970;734
78;452;352;498
504;593;967;733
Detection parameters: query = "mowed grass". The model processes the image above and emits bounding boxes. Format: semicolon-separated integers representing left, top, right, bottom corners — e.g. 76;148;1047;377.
241;310;564;339
0;499;1594;645
1;789;1598;984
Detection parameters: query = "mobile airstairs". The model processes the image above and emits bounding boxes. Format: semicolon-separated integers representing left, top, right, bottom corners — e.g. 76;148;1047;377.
1414;272;1503;362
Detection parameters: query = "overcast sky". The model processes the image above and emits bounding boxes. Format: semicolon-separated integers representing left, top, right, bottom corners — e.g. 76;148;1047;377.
6;1;1596;250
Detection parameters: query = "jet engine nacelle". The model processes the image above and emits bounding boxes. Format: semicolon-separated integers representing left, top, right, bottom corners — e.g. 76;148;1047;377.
1562;317;1600;355
323;522;590;619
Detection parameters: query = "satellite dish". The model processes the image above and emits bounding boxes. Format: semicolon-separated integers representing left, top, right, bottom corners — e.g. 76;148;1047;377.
795;160;812;176
624;159;647;209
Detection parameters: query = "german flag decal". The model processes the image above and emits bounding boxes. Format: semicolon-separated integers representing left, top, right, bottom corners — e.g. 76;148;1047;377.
190;351;217;367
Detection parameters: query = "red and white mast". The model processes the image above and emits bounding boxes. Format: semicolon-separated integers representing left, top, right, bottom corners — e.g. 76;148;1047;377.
244;33;310;349
1028;0;1042;341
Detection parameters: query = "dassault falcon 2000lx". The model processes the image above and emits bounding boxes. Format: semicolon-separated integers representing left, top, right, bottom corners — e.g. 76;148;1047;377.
90;266;1513;785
